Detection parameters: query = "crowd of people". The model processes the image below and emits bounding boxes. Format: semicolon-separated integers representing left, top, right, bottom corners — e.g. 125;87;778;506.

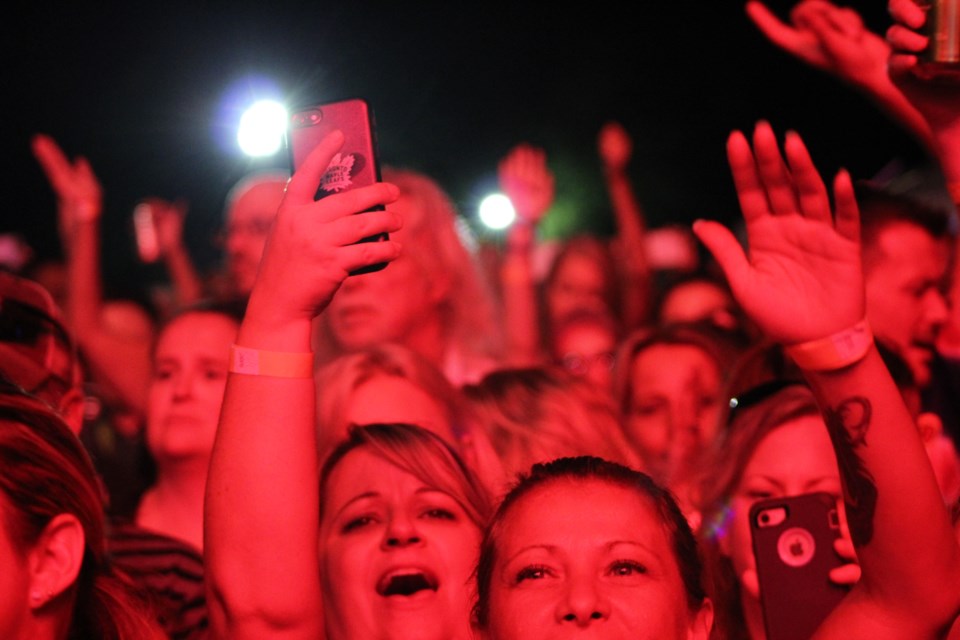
4;1;960;638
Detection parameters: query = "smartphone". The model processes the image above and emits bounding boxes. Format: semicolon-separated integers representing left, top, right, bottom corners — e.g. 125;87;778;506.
133;201;160;263
287;98;387;275
750;492;849;640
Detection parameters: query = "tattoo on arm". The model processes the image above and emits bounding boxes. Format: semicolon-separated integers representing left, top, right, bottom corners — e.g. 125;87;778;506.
824;396;878;547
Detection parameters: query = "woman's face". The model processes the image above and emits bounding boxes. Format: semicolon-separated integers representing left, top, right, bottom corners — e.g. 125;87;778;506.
722;415;842;594
146;312;237;463
346;375;455;443
553;321;617;393
325;194;446;352
482;479;711;640
545;253;609;325
624;344;722;483
320;447;481;640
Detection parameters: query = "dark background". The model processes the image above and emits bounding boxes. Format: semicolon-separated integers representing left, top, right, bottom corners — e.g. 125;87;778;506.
4;1;933;297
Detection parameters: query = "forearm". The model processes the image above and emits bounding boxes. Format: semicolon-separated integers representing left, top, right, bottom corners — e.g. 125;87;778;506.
604;167;645;250
163;244;205;307
803;346;960;621
64;215;103;333
500;223;543;366
205;309;324;638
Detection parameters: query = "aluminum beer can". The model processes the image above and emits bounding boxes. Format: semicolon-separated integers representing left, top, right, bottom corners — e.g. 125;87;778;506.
916;0;960;81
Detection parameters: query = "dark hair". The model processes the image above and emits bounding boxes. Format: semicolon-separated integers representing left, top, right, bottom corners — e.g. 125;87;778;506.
472;456;707;628
856;182;955;254
0;386;162;638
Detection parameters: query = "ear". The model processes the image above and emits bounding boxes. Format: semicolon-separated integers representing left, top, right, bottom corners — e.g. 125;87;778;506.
28;514;85;609
426;269;453;305
917;411;944;443
57;387;86;436
688;597;714;640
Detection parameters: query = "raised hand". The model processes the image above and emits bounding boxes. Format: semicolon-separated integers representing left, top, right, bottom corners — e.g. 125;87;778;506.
748;0;890;90
597;121;633;172
246;129;403;328
498;144;554;225
693;122;863;345
31;134;102;224
887;0;960;143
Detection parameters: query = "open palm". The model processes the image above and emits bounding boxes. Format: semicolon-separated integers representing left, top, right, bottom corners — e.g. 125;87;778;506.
694;123;864;345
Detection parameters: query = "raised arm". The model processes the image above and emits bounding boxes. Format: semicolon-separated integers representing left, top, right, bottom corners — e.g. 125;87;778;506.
498;143;554;366
32;135;153;422
150;198;205;308
598;121;652;329
204;129;402;639
748;0;933;146
694;122;960;639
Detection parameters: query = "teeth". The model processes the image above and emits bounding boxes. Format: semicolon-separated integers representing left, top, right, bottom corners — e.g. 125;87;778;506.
377;571;438;596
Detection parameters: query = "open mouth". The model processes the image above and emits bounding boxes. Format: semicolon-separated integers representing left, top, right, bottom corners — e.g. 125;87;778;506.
376;570;439;597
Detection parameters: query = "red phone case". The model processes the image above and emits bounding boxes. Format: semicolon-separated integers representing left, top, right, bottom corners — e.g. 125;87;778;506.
287;99;386;275
750;492;849;640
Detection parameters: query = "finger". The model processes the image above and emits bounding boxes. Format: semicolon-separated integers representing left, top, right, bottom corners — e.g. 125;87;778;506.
889;51;919;76
832;168;861;243
31;134;75;193
889;0;927;30
726;130;769;223
336;239;403;274
693;220;751;292
834;7;865;35
740;567;761;600
753;121;800;215
74;157;101;195
887;23;929;53
828;563;862;586
321;209;404;247
784;131;831;223
747;1;808;54
285;130;344;205
833;535;857;561
311;182;401;223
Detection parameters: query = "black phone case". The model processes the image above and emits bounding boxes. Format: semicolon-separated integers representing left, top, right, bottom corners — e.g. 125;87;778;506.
750;492;849;640
287;98;386;275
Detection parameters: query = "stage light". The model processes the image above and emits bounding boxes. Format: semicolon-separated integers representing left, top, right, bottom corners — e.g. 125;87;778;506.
479;193;516;230
237;100;287;157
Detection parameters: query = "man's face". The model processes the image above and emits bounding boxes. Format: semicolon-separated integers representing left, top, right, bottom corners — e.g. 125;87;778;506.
223;179;286;296
864;221;951;387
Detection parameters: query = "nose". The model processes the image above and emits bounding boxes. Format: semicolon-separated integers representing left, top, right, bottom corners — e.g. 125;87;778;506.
381;512;422;550
172;369;196;399
924;289;950;329
555;574;609;627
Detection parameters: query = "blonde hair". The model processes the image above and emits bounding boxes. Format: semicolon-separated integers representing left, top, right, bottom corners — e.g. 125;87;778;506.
314;344;467;452
316;168;503;366
463;367;642;480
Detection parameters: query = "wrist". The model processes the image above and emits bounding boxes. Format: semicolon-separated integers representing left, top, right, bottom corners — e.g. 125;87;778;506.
784;320;874;372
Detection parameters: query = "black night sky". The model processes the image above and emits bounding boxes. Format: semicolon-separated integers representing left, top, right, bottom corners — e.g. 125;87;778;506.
4;1;932;297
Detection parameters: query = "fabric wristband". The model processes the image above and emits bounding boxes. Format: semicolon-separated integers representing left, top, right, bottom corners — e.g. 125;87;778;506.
784;320;873;371
229;345;314;378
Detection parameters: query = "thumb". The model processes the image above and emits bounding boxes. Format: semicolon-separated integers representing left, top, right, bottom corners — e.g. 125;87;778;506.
693;220;750;291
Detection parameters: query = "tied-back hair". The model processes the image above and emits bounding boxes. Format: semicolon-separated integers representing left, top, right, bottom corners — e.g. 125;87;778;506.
319;423;492;530
0;386;164;639
473;455;707;628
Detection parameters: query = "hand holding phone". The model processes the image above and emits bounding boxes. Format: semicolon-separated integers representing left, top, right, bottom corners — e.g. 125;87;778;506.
751;492;850;640
287;99;387;275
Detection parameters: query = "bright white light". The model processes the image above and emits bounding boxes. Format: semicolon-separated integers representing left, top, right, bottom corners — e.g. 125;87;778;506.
479;194;516;230
237;100;288;157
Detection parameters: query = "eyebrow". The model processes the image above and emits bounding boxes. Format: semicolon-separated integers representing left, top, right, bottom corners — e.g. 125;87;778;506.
504;544;559;565
332;491;380;521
